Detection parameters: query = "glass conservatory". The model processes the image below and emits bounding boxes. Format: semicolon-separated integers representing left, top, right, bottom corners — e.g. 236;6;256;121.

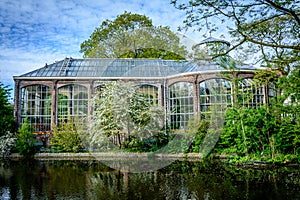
14;57;272;134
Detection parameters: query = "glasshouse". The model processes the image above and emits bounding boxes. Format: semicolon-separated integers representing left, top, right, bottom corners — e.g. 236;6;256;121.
14;55;277;136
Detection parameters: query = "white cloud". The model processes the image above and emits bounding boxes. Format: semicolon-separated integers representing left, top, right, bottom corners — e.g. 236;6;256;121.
0;0;203;95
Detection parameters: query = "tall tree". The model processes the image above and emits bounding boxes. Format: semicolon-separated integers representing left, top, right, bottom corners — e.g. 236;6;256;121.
80;11;187;59
0;82;15;136
171;0;300;74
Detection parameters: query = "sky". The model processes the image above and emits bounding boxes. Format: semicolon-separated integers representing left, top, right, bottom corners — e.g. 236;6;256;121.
0;0;223;96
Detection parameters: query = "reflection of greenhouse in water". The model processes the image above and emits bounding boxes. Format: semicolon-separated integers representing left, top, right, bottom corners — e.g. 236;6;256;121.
14;56;275;133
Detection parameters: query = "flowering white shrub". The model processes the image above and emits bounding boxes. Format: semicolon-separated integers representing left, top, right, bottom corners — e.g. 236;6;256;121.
87;81;165;151
0;132;16;158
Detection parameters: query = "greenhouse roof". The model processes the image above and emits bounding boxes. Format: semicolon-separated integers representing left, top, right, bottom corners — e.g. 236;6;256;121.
19;58;256;78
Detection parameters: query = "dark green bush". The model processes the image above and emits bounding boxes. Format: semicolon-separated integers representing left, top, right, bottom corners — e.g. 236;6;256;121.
15;120;39;158
215;104;300;159
0;83;16;137
182;117;210;153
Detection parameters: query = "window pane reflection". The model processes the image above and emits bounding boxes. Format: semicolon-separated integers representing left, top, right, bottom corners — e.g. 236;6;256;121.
21;85;51;132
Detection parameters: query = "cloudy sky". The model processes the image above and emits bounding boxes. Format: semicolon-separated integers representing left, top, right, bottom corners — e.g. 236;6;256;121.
0;0;217;94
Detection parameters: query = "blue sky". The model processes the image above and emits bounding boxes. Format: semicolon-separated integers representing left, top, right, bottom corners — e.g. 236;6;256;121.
0;0;221;95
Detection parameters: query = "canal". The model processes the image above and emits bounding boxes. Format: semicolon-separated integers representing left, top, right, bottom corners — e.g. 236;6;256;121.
1;159;299;199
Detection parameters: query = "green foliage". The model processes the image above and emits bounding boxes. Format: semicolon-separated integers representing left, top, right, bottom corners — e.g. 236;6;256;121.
120;47;186;60
15;119;38;158
227;154;300;165
254;70;280;85
273;104;300;155
123;129;170;152
212;57;300;163
215;104;299;161
50;119;85;153
0;132;16;158
182;116;210;153
172;1;300;68
217;107;271;155
0;82;15;137
279;68;300;104
80;11;187;59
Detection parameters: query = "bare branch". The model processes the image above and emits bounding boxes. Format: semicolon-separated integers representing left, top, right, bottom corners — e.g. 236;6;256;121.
245;14;285;27
245;36;300;50
263;0;300;26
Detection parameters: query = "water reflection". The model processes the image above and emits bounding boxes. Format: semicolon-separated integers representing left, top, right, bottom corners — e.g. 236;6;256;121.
0;160;299;199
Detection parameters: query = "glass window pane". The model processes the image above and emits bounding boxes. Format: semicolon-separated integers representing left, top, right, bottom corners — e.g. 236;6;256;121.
137;85;159;105
169;82;194;130
199;79;232;114
58;84;88;125
238;78;265;107
20;85;52;133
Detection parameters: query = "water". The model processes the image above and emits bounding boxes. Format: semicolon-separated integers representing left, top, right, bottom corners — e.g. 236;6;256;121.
0;159;299;199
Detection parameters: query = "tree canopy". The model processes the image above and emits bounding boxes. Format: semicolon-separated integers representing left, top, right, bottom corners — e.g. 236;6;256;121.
80;11;187;59
172;0;300;74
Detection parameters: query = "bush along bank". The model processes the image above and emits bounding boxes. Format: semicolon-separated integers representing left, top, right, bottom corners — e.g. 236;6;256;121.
183;104;299;165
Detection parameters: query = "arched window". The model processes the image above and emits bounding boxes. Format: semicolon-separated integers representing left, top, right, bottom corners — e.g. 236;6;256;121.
239;78;264;107
21;84;51;132
199;79;232;113
137;85;159;105
169;82;194;130
58;84;88;124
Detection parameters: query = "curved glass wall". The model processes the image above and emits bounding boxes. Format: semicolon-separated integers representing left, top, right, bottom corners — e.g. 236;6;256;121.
58;84;88;124
169;82;194;130
20;85;51;132
199;79;232;114
239;79;264;107
137;85;159;105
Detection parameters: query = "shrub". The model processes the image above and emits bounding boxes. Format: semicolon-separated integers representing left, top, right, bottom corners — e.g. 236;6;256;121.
182;116;210;153
216;104;300;158
0;132;16;158
50;119;85;153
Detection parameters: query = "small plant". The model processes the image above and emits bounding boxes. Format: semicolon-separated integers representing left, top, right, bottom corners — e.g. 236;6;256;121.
15;119;39;158
0;132;16;158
